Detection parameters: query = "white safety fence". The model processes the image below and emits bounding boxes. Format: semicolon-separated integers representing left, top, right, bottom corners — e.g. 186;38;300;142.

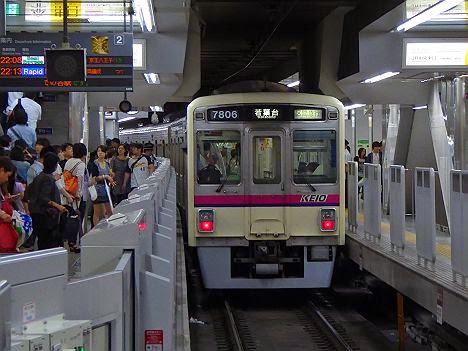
347;161;358;232
363;163;381;241
0;158;187;351
414;167;436;270
450;170;468;286
349;163;468;282
389;165;405;255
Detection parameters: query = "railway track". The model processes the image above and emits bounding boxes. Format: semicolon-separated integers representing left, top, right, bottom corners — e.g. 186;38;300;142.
222;295;359;351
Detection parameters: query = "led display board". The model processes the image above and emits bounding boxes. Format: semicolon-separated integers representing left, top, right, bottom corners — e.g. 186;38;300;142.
206;105;329;122
0;32;133;91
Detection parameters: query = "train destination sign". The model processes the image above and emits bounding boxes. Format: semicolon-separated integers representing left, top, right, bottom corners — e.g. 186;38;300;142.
0;32;133;91
206;105;328;122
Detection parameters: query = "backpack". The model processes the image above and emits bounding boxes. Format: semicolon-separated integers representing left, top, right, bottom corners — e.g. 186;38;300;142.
63;161;81;196
60;206;81;243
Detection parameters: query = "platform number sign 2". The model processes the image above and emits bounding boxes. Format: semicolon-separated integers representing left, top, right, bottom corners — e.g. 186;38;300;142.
145;330;163;350
114;34;125;45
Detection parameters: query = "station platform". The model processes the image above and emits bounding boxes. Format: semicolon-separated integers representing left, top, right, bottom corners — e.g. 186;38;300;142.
345;211;468;335
0;159;191;351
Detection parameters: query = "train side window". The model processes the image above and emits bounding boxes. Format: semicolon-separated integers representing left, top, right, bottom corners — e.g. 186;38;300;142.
292;130;337;184
253;136;281;184
197;130;241;185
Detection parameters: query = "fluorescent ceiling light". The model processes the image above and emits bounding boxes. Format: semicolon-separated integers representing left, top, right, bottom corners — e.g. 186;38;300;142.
127;110;139;115
143;73;160;85
344;104;366;110
134;0;156;32
413;105;428;110
118;116;136;123
421;75;445;83
361;71;400;84
396;0;463;32
287;80;300;87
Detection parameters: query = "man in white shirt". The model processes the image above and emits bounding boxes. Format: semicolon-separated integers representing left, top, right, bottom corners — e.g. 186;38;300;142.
124;142;155;190
6;92;42;130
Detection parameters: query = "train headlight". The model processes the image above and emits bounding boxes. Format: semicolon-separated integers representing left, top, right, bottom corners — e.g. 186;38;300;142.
320;208;336;232
198;209;215;233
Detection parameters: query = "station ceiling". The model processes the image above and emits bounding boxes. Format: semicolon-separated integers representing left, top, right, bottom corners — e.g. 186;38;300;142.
193;0;366;93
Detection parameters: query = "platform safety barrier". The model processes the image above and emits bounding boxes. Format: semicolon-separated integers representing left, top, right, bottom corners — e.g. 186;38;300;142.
389;166;406;254
347;161;359;232
0;158;187;351
363;163;381;241
414;167;436;270
450;170;468;286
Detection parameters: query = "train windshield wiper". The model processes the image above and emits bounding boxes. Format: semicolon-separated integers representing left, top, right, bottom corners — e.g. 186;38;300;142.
307;183;317;192
216;180;227;193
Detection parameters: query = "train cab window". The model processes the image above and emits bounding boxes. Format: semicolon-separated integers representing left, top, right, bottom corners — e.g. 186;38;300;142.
253;136;281;184
197;130;241;185
293;130;337;184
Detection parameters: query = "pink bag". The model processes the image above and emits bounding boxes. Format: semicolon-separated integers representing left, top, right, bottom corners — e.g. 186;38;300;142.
0;200;18;253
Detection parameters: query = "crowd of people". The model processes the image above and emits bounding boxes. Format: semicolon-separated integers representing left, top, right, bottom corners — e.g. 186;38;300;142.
0;93;157;254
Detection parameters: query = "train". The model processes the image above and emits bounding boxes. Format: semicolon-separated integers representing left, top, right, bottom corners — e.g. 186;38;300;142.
120;92;345;288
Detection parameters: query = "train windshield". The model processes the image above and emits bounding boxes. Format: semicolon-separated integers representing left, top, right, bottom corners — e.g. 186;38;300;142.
197;130;241;185
253;136;282;184
293;130;337;184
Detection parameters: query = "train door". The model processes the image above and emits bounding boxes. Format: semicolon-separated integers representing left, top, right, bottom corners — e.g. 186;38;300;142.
247;129;286;240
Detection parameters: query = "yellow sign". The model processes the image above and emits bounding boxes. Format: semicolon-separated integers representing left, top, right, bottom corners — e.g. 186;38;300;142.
90;36;109;55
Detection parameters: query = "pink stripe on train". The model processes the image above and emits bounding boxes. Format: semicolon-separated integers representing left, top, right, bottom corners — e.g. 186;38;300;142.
194;194;340;207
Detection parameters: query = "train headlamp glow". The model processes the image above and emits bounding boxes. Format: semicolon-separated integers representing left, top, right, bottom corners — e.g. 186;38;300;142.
320;208;336;232
198;209;215;233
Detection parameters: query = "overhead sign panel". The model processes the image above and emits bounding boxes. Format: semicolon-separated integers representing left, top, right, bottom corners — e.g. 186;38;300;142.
403;38;468;69
23;1;136;23
0;32;133;91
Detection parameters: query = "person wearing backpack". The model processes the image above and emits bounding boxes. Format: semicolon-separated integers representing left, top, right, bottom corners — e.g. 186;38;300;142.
123;142;155;191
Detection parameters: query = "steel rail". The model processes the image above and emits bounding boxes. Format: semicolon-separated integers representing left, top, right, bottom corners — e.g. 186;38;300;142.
224;300;245;351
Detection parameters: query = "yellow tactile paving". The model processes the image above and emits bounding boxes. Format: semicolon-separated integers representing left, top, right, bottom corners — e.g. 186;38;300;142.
354;213;452;259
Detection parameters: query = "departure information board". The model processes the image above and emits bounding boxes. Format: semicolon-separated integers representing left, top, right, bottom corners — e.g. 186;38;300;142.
0;32;133;91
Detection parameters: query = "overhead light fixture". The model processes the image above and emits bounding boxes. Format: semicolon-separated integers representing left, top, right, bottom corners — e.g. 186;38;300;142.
134;0;156;32
361;71;400;84
143;73;160;85
150;105;164;112
118;116;137;123
287;80;300;87
344;104;366;110
413;105;428;110
126;110;139;115
395;0;463;32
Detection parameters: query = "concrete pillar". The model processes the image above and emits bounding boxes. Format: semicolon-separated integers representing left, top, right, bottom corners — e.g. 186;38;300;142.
1;0;6;36
454;77;467;170
298;27;322;94
68;92;87;144
88;106;105;152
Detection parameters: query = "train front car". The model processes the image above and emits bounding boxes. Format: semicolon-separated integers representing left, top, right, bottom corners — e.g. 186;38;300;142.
187;93;345;289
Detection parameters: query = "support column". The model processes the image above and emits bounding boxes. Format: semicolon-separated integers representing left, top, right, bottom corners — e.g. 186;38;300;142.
0;0;6;37
68;92;87;144
454;77;467;170
298;27;322;94
87;106;105;152
397;292;405;351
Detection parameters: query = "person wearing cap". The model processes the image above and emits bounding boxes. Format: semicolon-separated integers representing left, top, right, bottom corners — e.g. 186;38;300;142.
123;142;155;191
143;142;156;164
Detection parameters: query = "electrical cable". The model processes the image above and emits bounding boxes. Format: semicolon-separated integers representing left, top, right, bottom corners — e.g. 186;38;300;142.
221;0;300;83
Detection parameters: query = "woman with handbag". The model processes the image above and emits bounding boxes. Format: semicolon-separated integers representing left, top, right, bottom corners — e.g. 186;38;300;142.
90;145;115;226
26;152;67;250
0;157;18;253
